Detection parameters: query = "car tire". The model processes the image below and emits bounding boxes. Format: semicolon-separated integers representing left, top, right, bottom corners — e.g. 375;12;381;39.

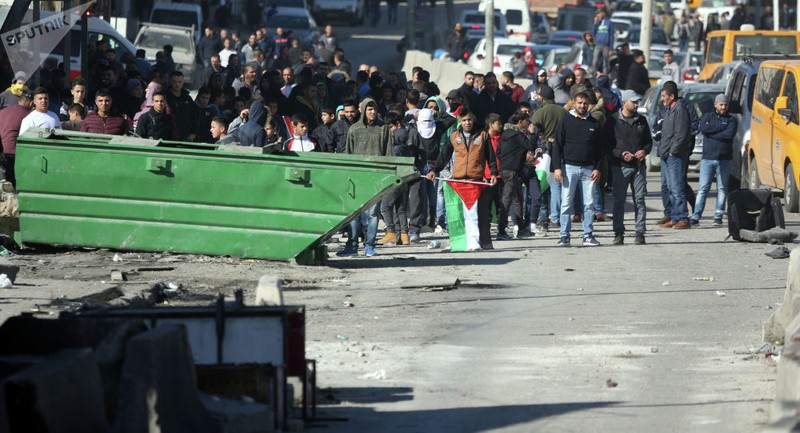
748;157;761;189
786;163;799;213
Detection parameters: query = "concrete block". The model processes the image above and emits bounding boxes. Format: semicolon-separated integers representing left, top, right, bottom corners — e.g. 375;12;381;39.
254;276;284;306
2;348;110;433
112;325;222;433
764;248;800;344
199;393;274;433
771;314;800;422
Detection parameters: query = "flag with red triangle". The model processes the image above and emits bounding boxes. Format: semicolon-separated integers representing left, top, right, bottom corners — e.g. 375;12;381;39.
444;180;489;251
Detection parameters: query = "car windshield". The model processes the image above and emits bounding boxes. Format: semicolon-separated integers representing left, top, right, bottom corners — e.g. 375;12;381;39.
497;44;529;55
138;30;193;54
267;15;310;29
683;91;718;116
732;35;797;59
628;28;669;45
553;50;572;63
616;2;642;11
151;10;197;29
463;14;503;28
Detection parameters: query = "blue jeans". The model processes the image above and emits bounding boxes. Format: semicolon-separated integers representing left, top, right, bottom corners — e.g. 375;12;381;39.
435;164;452;228
692;159;731;221
346;202;379;249
612;164;647;235
549;178;562;224
559;164;595;238
664;154;689;223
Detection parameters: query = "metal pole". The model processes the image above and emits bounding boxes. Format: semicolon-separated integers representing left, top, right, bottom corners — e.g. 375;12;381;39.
796;0;799;30
63;0;71;88
406;0;415;49
484;0;494;73
81;10;88;83
640;0;653;65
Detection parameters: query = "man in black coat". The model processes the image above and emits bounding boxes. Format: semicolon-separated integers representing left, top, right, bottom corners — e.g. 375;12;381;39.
445;23;468;63
626;49;651;96
473;72;515;129
497;111;542;240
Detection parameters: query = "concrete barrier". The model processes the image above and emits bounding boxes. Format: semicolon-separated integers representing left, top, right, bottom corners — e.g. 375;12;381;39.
113;325;222;433
3;348;110;433
763;248;800;344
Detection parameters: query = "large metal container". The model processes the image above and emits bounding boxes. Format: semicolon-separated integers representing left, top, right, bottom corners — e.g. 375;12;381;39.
15;129;417;264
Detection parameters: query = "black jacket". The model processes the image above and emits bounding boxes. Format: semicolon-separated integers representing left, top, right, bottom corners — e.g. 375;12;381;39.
609;111;652;168
552;111;602;170
134;108;176;141
312;122;336;152
331;116;357;153
498;124;540;172
473;90;516;129
626;62;651;96
166;89;199;141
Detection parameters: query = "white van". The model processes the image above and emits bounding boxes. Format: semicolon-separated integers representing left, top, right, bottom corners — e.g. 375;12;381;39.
1;8;137;81
149;3;203;42
478;0;531;42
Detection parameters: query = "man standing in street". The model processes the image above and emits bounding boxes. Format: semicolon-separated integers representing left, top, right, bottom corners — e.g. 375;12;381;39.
445;22;468;63
609;89;652;245
426;108;498;251
20;87;61;135
498;111;541;240
658;81;693;229
659;49;681;85
626;49;650;96
592;7;614;75
532;85;566;230
552;91;602;246
0;90;32;187
337;97;392;257
80;89;131;135
691;94;737;226
166;72;198;141
473;72;515;129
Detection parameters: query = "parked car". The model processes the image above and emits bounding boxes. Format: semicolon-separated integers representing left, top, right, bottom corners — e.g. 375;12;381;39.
529;44;563;67
626;26;671;56
548;30;584;47
265;8;321;48
479;0;531;42
135;24;198;87
555;4;596;32
706;60;739;84
724;56;763;191
459;9;508;39
530;12;552;44
311;0;365;26
747;59;800;211
610;17;631;43
639;82;726;172
150;2;203;42
468;37;535;74
674;50;704;82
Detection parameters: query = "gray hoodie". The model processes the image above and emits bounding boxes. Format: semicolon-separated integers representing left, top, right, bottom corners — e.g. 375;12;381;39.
345;97;392;156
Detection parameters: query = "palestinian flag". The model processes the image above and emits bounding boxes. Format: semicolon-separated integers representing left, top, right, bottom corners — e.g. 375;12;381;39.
443;180;489;252
534;153;554;193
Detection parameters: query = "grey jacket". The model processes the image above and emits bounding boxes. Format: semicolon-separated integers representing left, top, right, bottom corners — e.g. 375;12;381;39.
659;100;692;159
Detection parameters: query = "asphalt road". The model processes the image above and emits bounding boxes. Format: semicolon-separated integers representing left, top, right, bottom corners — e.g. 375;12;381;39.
298;173;786;433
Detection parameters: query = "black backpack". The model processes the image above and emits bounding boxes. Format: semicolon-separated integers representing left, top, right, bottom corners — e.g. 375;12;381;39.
727;189;785;241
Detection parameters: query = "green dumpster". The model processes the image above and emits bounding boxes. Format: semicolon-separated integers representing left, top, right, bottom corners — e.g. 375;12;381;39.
15;129;418;264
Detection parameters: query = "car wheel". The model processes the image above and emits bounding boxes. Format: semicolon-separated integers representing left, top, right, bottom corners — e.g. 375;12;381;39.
786;164;799;213
748;157;761;189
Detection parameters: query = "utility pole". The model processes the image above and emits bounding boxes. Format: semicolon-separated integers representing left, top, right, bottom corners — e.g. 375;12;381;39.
640;0;653;66
484;0;494;73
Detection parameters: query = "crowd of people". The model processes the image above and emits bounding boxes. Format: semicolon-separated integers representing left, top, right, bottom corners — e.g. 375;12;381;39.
0;7;738;256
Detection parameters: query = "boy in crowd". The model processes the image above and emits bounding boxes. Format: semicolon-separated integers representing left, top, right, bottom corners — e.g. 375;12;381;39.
312;107;337;152
284;114;320;152
60;104;85;131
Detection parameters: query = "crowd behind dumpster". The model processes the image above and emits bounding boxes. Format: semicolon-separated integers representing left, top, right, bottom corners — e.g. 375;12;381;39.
0;2;739;255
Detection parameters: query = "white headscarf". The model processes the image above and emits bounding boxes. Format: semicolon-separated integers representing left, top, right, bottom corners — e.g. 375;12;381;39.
417;108;435;139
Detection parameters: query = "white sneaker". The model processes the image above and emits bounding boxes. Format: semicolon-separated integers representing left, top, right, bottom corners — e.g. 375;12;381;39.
435;224;444;234
512;225;520;238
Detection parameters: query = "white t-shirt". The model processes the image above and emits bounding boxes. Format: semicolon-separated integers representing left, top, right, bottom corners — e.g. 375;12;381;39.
19;110;61;135
219;48;237;67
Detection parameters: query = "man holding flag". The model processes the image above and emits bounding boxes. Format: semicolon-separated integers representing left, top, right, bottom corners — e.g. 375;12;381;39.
426;108;497;251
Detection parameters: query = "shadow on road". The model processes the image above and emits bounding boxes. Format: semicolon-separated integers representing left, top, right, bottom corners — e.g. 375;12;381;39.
330;256;519;268
307;393;620;431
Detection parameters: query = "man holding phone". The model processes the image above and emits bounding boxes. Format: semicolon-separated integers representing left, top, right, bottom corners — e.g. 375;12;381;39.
497;110;543;240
